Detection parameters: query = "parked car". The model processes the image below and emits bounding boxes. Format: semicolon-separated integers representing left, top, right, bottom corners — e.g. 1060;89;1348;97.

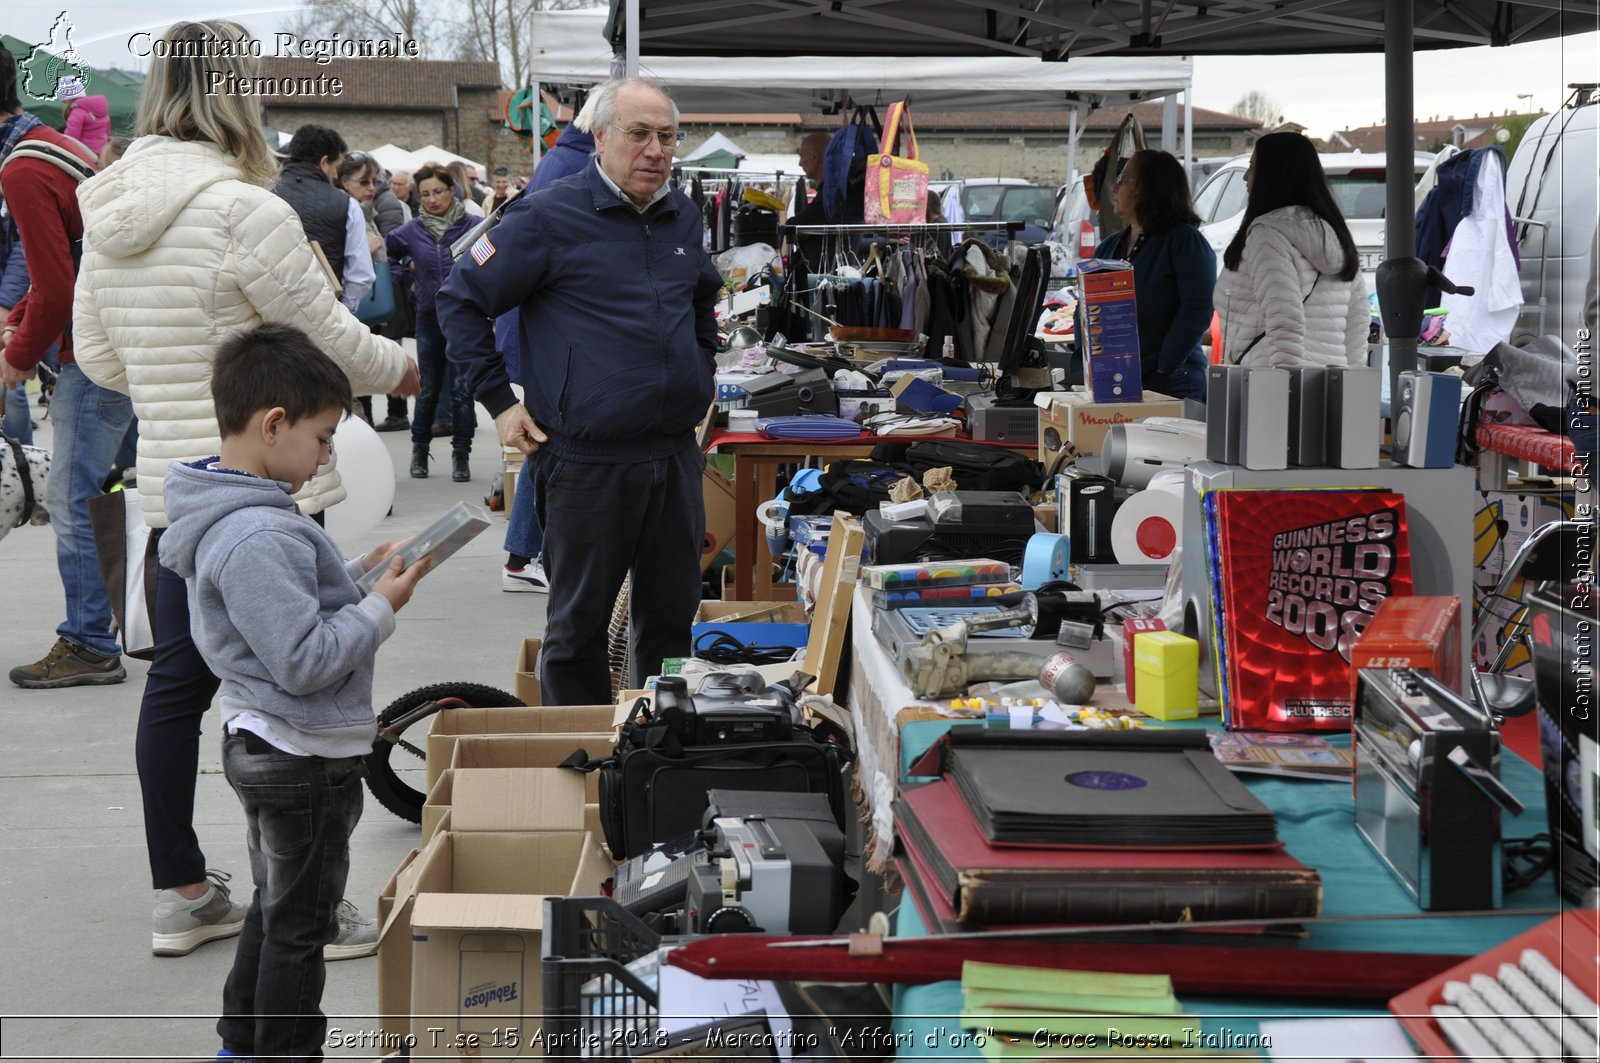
958;180;1058;245
1192;151;1434;278
1504;87;1599;343
1048;180;1099;258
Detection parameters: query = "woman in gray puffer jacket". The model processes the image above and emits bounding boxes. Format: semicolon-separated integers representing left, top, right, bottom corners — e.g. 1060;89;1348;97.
1214;132;1370;368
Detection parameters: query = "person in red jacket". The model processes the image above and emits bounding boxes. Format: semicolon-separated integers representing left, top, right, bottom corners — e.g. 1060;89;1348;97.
0;50;136;688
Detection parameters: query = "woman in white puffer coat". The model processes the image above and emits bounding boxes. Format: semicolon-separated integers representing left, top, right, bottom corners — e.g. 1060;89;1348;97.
71;20;420;954
1214;132;1371;368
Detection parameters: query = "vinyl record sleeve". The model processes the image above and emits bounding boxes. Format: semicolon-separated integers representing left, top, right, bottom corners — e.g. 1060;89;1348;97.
945;744;1278;848
1211;490;1413;732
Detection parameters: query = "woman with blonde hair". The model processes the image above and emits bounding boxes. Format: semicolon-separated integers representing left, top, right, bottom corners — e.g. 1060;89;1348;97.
72;17;418;987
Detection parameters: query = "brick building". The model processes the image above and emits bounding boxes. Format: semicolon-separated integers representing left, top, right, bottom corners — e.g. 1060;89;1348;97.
676;102;1260;188
1330;112;1537;153
257;57;516;172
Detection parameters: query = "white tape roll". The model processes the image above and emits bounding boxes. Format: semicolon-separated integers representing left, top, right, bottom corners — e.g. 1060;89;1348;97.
1110;479;1184;565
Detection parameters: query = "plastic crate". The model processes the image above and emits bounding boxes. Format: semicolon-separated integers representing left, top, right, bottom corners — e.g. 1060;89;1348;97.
541;896;661;1059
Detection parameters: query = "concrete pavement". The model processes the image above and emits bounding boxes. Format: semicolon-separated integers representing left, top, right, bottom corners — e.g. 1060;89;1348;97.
0;402;546;1061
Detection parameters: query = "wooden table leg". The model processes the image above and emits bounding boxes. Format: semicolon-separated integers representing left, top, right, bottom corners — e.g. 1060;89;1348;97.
754;459;779;600
733;452;756;600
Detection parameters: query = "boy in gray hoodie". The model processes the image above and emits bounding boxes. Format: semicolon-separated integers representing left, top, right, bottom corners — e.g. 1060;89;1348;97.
160;323;430;1061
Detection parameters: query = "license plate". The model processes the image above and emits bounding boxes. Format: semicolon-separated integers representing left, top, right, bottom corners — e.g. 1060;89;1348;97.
1360;250;1385;272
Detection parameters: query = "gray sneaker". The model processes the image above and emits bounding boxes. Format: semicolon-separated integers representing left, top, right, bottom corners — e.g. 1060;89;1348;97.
152;869;247;956
324;899;378;961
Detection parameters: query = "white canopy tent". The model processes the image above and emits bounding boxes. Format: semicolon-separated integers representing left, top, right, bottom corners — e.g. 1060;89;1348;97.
681;131;747;163
526;9;1195;175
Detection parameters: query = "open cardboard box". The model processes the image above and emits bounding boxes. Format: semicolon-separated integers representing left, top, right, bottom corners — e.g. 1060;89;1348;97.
376;820;610;1048
514;638;541;706
1034;387;1184;458
425;704;614;793
423;767;603;843
444;735;608;799
694;600;808;624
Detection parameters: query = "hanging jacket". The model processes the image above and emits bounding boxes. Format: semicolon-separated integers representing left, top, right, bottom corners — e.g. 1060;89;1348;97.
274;160;349;283
1213;206;1369;369
73;136;410;526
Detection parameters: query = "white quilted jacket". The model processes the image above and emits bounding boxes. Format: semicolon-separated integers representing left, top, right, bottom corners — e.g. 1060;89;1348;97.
74;137;408;527
1213;205;1370;369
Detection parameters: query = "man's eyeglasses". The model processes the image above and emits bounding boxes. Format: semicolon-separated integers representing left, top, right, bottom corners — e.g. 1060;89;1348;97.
610;124;684;151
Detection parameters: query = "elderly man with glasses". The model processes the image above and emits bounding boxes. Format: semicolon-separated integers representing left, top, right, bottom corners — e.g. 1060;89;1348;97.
437;77;719;706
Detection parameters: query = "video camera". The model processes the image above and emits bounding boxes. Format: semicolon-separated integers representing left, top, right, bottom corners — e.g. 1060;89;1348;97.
652;671;810;746
611;789;850;935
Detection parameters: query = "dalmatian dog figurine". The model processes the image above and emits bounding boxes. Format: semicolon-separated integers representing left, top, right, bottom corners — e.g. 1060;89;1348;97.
0;435;51;544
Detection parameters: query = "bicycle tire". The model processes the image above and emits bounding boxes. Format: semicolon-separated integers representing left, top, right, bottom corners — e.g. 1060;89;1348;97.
364;681;524;822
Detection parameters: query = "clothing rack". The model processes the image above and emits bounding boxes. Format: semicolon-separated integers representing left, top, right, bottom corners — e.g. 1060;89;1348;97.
780;221;1023;237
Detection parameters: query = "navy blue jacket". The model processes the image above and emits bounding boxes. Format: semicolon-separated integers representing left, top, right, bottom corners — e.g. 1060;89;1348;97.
0;218;29;310
438;161;722;464
495;122;599;384
1095;223;1216;377
385;213;476;316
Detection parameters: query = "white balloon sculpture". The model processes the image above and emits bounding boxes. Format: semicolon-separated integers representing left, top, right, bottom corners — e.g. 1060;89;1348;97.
323;415;396;547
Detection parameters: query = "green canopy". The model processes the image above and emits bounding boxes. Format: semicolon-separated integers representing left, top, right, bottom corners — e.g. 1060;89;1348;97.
2;35;142;137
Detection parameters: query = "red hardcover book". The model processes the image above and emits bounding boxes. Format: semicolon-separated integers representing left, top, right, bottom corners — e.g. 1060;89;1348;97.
1212;490;1413;731
896;779;1322;926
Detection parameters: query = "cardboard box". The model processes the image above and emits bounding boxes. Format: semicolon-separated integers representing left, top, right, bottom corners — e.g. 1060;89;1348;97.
694;600;809;624
446;735;608;801
1475;489;1574;578
1349;595;1464;703
425;701;613;792
1122;617;1167;701
410;893;543;1056
502;447;524;518
1076;259;1143;402
387;829;610;1053
1133;630;1200;721
1035;388;1184;458
422;768;601;845
703;465;736;572
514;638;541;707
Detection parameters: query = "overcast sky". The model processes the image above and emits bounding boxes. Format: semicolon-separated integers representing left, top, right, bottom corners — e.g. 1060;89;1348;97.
4;3;1597;141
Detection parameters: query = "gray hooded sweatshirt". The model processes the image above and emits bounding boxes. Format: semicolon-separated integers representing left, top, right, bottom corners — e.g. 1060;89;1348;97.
159;458;396;758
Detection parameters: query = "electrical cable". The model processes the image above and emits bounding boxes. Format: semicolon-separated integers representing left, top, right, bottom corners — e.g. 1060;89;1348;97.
1502;833;1554;894
693;629;801;666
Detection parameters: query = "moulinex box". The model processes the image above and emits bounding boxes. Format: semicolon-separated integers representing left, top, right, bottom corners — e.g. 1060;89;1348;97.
1076;259;1143;403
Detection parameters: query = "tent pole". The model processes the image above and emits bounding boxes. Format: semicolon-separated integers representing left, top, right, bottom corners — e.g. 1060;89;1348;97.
1382;0;1420;400
1067;107;1079;189
532;81;543;167
626;0;641;78
1161;93;1177;153
1182;88;1193;187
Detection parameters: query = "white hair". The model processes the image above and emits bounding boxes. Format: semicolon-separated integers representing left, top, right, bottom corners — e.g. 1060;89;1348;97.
587;77;679;134
572;92;601;133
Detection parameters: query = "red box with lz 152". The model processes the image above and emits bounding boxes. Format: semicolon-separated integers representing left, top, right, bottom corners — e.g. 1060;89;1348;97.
1123;617;1166;701
1348;595;1463;705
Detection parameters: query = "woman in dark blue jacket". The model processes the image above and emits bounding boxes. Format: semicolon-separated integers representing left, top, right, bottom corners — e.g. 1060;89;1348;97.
1093;149;1216;401
387;163;478;480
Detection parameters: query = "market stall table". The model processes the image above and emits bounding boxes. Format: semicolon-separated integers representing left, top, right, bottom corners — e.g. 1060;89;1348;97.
838;586;1562;1056
705;430;1037;601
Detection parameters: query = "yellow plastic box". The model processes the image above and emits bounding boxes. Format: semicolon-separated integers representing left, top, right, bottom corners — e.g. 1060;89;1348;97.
1132;630;1199;721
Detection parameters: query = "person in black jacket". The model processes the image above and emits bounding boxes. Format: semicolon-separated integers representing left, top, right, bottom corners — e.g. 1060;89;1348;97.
437;78;721;705
273;125;351;284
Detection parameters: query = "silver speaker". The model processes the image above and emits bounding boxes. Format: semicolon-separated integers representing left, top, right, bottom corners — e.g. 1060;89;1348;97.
1394;370;1463;468
1325;365;1381;469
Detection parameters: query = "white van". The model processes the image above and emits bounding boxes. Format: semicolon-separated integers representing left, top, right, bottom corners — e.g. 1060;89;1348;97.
1504;86;1599;343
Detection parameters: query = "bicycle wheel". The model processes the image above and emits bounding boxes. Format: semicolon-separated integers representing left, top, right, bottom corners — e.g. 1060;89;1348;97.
365;681;524;822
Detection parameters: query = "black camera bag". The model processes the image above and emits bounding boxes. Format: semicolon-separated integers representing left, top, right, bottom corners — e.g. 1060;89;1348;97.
566;696;852;860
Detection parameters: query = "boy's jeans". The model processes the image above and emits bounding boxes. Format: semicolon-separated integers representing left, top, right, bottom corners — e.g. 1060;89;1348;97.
48;362;134;659
217;732;365;1061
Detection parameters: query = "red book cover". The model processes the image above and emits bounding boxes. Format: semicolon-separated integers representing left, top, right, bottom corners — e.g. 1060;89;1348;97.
1213;490;1413;731
897;779;1322;925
